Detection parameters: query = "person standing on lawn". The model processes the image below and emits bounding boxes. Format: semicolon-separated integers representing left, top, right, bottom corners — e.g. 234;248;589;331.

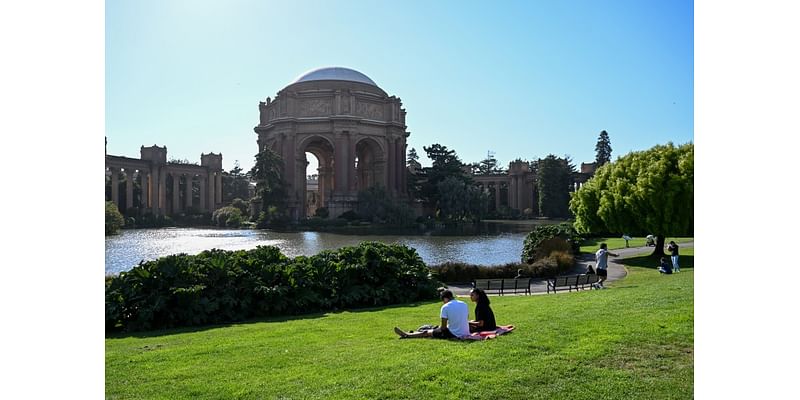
594;243;618;289
667;241;680;272
394;289;470;339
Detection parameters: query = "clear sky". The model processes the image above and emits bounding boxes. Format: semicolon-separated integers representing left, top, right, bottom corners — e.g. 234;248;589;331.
106;0;693;173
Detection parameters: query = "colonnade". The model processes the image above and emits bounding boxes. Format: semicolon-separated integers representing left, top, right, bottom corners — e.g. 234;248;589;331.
105;166;223;216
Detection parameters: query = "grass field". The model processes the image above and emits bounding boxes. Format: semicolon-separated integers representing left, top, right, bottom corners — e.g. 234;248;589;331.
106;248;694;399
579;237;693;253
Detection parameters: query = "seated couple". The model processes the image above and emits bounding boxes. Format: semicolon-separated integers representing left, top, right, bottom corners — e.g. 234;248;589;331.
393;288;496;339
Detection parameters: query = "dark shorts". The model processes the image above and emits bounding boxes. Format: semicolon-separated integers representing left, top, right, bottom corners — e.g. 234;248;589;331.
431;327;456;339
597;269;608;277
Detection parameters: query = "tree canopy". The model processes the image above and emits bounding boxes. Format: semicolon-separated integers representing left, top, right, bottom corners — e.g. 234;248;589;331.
535;155;576;218
249;148;287;222
595;130;612;166
570;142;693;255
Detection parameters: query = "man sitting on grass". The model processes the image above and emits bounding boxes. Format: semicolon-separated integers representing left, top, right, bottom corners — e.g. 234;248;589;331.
394;289;470;339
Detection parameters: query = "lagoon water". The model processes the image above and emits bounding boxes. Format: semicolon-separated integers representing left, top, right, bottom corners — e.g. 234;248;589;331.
105;226;532;275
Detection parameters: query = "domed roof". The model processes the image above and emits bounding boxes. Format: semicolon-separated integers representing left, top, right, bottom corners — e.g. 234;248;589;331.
291;67;378;87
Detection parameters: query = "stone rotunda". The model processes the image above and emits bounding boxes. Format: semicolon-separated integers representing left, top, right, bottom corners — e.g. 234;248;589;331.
255;67;409;220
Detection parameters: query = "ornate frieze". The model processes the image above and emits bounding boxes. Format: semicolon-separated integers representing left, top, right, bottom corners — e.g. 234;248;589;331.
356;101;384;120
298;98;332;117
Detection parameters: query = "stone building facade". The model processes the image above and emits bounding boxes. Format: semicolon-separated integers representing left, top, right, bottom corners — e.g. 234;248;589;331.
255;67;409;220
105;143;223;216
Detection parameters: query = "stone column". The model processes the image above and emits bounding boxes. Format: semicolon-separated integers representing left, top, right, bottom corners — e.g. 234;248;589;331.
348;134;357;193
396;140;404;193
401;141;408;195
158;169;167;215
110;168;119;207
172;172;180;214
494;182;500;209
216;173;223;204
509;177;515;209
199;175;206;212
126;170;134;211
145;172;151;208
184;175;193;210
285;134;296;203
386;137;395;194
207;172;216;211
151;169;160;215
334;133;347;193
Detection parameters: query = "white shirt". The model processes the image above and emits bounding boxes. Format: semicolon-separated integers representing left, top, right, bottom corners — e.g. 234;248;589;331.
595;248;611;270
440;299;470;338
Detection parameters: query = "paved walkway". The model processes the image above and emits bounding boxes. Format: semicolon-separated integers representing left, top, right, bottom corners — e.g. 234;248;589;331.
447;241;694;297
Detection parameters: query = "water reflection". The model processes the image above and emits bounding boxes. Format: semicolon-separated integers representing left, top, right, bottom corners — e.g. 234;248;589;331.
105;227;532;275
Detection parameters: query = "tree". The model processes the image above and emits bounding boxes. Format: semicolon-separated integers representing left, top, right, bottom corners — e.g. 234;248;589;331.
406;147;424;198
407;148;419;166
595;130;612;166
436;176;488;222
473;151;503;175
357;186;414;225
570;142;693;256
535;155;576;218
420;143;470;206
106;201;125;235
223;160;251;202
249;149;287;223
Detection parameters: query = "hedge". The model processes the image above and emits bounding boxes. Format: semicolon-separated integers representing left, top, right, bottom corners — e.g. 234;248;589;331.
105;242;440;333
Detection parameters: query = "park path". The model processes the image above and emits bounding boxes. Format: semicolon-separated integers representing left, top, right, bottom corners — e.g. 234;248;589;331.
448;241;694;297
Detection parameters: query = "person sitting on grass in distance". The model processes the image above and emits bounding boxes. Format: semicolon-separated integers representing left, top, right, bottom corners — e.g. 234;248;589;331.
394;289;470;339
468;288;497;333
586;264;595;274
658;257;673;274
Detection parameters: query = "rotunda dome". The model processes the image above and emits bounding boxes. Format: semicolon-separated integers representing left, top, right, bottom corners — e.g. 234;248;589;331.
290;67;378;87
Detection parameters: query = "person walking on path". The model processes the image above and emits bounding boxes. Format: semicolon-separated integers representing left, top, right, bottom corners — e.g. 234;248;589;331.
667;241;680;272
594;243;618;289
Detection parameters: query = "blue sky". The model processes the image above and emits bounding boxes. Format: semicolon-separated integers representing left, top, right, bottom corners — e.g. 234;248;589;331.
106;0;693;173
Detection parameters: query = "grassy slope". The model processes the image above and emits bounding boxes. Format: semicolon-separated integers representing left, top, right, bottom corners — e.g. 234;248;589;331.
579;237;693;253
106;249;694;400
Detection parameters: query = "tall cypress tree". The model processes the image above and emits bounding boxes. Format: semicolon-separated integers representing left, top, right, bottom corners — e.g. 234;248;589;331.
595;130;612;166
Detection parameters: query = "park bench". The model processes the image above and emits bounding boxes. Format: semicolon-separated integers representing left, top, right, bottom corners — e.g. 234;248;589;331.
472;278;531;296
546;274;599;293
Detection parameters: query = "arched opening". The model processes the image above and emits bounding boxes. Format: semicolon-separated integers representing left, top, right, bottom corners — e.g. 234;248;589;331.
300;137;335;219
354;138;385;191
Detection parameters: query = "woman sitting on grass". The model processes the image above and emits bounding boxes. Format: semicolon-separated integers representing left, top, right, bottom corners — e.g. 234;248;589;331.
658;257;673;274
468;288;497;333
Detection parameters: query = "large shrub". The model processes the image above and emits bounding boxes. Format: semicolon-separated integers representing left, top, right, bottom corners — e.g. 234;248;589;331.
105;242;440;333
212;206;243;227
430;253;573;283
521;223;582;263
105;201;125;235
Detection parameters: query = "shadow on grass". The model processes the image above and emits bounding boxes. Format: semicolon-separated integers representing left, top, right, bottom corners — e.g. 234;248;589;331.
621;254;694;270
107;299;436;339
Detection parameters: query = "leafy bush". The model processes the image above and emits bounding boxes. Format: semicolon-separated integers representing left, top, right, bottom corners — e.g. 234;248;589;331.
430;254;573;283
212;206;243;227
105;242;440;333
230;198;249;216
105;201;125;235
338;210;361;221
521;223;582;263
314;207;329;219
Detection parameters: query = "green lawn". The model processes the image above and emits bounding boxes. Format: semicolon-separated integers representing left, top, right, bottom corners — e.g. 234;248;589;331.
106;252;694;399
579;237;694;253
